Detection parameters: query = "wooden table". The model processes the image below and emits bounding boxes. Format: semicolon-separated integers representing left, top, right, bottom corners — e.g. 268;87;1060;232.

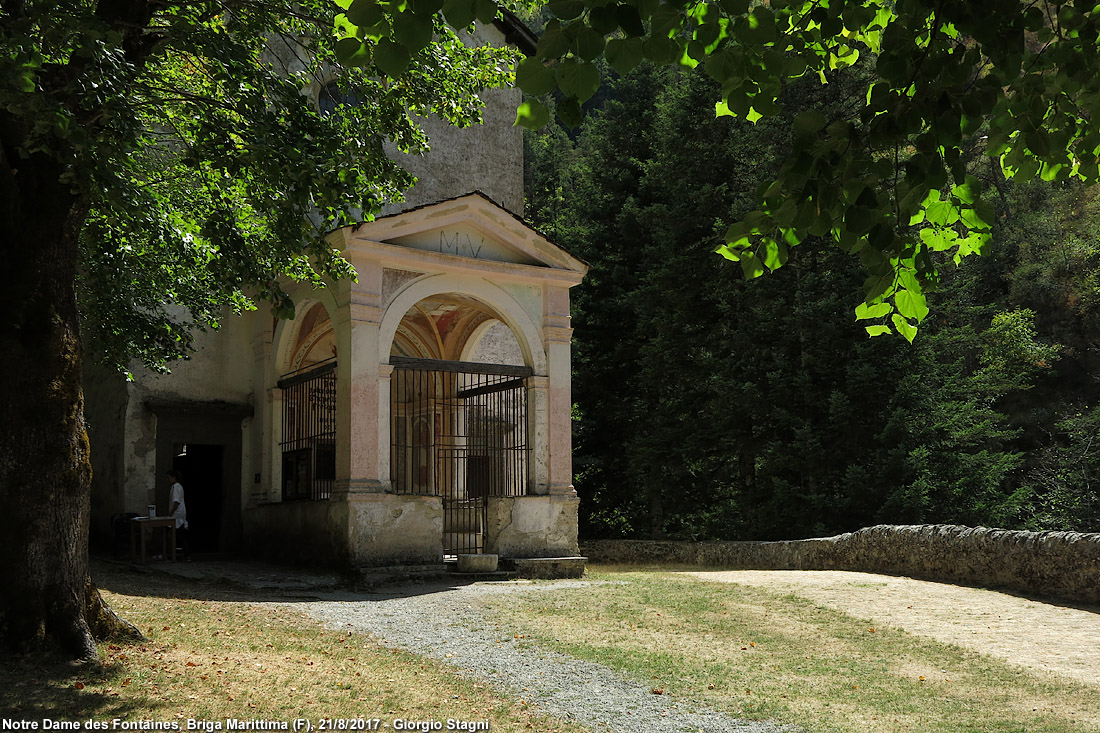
130;516;177;563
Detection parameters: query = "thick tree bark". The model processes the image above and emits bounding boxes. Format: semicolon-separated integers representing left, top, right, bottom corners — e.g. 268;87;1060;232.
0;143;140;657
0;0;161;660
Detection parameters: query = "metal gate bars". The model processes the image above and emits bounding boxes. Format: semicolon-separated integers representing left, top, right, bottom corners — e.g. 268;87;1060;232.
389;356;531;556
278;358;337;501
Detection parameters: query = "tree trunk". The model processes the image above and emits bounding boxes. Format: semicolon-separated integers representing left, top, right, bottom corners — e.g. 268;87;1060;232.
0;144;140;657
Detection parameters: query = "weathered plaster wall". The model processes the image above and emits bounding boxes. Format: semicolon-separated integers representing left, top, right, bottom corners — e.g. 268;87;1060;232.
465;320;525;365
486;495;580;557
83;363;132;547
582;524;1100;605
84;308;259;547
243;502;337;565
333;493;444;565
383;26;524;217
131;309;256;404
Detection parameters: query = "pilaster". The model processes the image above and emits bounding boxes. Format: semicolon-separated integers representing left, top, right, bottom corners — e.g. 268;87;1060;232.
333;262;384;491
543;286;576;497
251;325;274;505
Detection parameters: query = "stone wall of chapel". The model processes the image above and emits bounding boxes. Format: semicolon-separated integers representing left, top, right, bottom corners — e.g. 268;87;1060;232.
382;24;524;216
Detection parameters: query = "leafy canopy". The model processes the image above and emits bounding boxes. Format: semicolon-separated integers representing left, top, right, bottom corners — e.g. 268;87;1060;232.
1;1;513;371
337;0;1100;340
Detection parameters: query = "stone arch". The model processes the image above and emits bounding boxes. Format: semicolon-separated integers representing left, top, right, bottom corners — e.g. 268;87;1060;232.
379;274;547;374
272;291;341;376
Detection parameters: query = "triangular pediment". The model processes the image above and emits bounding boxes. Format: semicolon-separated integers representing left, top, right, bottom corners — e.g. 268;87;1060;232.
342;192;587;275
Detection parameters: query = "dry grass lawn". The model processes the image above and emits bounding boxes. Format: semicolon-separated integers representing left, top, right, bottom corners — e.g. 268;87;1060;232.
0;562;586;732
476;566;1100;733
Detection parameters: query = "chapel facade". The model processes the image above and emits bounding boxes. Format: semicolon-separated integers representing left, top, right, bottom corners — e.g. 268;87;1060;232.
84;17;588;569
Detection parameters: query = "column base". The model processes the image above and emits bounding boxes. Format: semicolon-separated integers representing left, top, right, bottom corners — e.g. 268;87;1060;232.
485;494;580;557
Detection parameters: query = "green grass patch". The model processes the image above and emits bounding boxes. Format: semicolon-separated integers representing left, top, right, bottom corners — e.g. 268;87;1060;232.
481;567;1100;733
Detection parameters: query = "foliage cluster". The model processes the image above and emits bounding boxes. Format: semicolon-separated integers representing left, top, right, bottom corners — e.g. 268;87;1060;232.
1;0;512;373
344;0;1100;345
526;63;1100;539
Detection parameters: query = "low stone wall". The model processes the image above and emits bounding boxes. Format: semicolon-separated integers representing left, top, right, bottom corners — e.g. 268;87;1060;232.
582;524;1100;605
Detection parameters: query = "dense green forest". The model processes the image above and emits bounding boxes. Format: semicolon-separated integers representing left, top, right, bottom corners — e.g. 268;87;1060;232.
525;64;1100;541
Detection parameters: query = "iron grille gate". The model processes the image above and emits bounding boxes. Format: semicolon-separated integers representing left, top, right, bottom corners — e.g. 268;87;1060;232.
278;358;337;501
390;356;532;556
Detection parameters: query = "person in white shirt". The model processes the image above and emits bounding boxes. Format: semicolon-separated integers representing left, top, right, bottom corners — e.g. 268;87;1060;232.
166;469;191;561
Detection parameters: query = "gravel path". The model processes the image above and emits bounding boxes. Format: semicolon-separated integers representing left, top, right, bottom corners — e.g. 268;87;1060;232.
291;580;792;733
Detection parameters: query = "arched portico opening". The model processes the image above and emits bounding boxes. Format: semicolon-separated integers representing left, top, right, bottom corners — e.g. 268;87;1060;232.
387;294;530;555
273;301;338;501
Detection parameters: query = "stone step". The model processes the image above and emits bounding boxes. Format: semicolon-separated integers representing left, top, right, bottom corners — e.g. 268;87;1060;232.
502;556;587;579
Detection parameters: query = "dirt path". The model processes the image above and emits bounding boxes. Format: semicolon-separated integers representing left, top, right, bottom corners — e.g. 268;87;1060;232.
680;570;1100;687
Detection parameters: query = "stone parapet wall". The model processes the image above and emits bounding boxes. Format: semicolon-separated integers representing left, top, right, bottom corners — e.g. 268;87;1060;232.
582;524;1100;605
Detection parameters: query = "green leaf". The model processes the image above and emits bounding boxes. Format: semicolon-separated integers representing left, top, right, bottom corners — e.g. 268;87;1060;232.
793;110;827;137
16;70;35;93
409;0;444;13
865;325;892;337
374;38;411;76
442;0;477;28
514;99;550;129
616;4;647;36
642;35;678;64
951;176;980;204
855;301;892;320
894;288;929;322
346;0;385;28
864;271;894;300
715;244;741;261
548;0;585;20
892;313;918;342
573;26;606;61
334;37;372;67
719;0;750;14
763;238;788;270
394;12;433;53
474;0;497;22
557;60;600;102
845;206;875;235
715;100;735;118
606;38;644;75
557;96;584;128
515;57;558;96
924;199;959;226
589;5;619;34
740;250;765;279
536;20;571;59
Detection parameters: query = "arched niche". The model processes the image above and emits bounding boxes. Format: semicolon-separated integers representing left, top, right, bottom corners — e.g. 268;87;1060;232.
272;297;339;376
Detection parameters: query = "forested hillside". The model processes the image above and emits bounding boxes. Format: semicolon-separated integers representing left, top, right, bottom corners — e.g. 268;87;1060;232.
525;64;1100;541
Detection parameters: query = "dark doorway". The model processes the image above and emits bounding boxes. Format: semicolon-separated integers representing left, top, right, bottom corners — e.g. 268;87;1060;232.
152;404;247;554
172;444;225;553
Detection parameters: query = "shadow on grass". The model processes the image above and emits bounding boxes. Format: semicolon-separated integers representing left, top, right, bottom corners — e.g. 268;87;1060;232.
0;649;145;721
90;556;550;608
0;560;498;722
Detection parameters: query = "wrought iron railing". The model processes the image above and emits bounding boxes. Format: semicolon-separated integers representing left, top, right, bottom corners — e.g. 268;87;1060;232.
390;357;531;554
278;358;337;501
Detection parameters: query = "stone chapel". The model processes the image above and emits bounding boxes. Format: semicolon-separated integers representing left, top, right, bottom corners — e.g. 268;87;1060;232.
84;15;588;572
